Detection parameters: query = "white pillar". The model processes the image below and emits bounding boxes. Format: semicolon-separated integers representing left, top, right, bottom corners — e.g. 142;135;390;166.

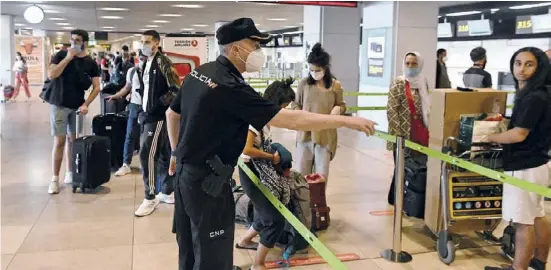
359;1;439;131
213;21;229;58
0;15;15;97
302;5;361;107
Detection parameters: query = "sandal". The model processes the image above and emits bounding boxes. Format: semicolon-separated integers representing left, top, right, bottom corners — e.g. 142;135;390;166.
235;242;259;250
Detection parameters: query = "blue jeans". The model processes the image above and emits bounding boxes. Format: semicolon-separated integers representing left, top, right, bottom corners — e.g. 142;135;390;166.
123;103;142;165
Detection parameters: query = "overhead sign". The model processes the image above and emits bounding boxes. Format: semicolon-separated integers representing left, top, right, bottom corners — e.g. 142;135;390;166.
162;36;207;82
258;1;357;7
438;23;453;38
456;20;492;37
516;14;551;34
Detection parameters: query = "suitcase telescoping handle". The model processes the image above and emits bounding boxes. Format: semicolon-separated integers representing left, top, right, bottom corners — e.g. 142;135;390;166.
75;109;82;174
75;109;82;138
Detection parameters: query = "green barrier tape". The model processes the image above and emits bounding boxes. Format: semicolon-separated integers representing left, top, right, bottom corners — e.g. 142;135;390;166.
343;92;389;96
344;91;517;96
237;159;349;270
373;131;551;198
347;106;387;111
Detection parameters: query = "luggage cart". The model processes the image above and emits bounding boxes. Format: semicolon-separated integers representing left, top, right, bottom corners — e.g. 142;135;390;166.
436;137;504;264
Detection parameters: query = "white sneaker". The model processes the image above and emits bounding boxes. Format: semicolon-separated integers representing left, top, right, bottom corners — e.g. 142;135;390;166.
134;198;160;217
115;164;132;176
48;180;60;194
156;193;175;204
64;172;73;184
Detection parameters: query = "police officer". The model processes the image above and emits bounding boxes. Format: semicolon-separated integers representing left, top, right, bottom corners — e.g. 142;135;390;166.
166;18;377;270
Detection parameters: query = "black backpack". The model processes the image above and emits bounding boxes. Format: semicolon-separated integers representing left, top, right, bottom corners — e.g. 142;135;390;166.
233;186;254;225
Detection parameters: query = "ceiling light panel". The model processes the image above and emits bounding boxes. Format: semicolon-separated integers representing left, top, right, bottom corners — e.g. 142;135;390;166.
14;23;26;26
56;22;71;26
160;14;182;17
145;25;159;28
43;9;60;14
48;17;66;21
509;2;551;9
181;28;194;31
445;11;481;17
172;4;204;8
101;16;123;19
192;24;208;27
102;26;115;29
98;7;129;11
62;26;74;29
152;20;170;23
267;18;288;21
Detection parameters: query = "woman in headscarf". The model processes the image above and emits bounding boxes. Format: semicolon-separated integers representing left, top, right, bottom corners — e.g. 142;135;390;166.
386;51;431;205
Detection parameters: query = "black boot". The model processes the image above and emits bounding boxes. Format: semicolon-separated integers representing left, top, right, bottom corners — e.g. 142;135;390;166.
529;258;547;270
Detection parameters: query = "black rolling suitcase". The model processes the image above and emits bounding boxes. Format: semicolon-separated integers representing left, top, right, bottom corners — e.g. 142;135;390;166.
403;155;427;219
92;113;128;169
72;111;111;193
100;92;128;115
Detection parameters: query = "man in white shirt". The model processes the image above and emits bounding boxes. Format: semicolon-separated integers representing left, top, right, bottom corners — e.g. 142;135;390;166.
106;51;146;176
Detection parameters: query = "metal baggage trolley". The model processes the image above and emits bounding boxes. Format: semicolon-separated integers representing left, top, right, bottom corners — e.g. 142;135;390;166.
436;137;505;264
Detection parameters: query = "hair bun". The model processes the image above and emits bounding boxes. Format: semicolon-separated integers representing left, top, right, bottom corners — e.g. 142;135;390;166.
311;43;323;54
283;77;294;88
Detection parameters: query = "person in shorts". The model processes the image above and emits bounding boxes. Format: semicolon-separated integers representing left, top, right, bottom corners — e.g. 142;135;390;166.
484;47;551;270
46;29;101;194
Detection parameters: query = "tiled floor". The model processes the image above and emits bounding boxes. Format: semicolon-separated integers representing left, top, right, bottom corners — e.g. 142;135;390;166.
0;95;547;269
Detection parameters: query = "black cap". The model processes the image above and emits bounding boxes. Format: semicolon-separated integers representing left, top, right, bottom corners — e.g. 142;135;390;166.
216;18;272;45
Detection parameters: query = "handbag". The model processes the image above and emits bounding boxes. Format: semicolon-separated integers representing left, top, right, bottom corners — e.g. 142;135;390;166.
39;77;64;106
250;129;291;205
404;81;429;146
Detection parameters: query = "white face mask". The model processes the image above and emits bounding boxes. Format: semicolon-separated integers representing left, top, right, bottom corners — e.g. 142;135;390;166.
443;56;448;63
310;71;324;81
236;46;265;73
141;44;154;57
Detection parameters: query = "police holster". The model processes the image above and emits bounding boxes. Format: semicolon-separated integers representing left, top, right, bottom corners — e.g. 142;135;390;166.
202;155;233;197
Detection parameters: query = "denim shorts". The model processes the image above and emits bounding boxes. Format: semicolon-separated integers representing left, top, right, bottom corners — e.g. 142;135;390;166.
49;105;81;136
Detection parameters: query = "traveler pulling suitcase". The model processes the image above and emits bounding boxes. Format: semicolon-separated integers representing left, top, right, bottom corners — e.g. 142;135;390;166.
92;113;127;169
72;111;111;193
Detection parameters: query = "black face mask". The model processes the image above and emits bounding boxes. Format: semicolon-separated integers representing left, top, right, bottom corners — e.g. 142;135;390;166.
474;60;487;70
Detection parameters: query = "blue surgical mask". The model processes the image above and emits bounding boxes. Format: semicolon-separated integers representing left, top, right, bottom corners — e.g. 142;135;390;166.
404;67;420;77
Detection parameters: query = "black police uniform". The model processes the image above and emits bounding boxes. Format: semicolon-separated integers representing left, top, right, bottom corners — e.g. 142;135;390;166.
169;18;279;270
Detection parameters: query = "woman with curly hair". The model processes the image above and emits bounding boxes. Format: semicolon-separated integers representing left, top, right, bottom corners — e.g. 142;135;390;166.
236;77;296;270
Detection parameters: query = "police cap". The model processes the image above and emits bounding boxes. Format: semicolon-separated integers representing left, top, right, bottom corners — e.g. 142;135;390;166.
216;18;273;45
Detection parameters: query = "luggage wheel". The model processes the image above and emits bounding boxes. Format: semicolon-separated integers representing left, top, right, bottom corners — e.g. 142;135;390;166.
501;223;515;261
437;230;456;265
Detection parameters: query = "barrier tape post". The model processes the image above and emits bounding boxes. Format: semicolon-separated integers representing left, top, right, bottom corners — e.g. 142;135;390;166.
237;159;349;270
381;136;413;263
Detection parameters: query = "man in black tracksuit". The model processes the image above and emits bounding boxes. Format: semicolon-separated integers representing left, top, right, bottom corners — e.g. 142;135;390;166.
134;30;181;217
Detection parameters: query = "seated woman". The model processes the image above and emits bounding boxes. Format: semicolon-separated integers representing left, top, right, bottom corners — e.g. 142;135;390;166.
236;78;296;270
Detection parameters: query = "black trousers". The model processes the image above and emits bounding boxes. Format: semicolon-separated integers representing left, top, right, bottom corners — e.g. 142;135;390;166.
139;120;174;200
238;163;285;249
173;164;235;270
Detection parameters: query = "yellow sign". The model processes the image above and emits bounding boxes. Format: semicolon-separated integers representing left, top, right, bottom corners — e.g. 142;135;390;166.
516;19;532;30
457;24;469;32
